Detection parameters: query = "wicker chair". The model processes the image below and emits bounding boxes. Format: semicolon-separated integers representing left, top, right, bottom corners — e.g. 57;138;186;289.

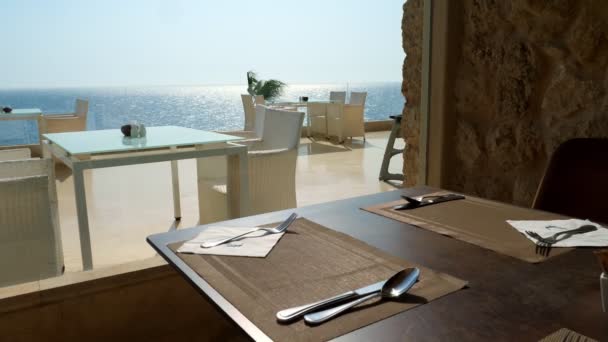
241;94;256;131
307;102;328;138
326;103;345;142
255;95;265;105
329;91;346;104
198;108;305;224
0;158;63;287
341;104;366;141
44;99;88;134
0;148;32;161
533;138;608;224
349;91;367;106
220;104;267;141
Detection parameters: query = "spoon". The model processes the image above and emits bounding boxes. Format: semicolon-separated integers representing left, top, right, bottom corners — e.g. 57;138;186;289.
303;267;420;325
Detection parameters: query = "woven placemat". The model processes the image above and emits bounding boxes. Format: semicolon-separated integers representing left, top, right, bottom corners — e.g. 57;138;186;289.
539;328;597;342
170;218;467;341
363;193;573;263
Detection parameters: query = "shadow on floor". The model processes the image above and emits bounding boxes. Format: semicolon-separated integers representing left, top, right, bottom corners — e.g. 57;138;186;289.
341;138;368;151
298;141;349;156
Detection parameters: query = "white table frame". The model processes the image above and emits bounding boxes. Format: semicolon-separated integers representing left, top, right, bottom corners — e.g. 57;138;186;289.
42;140;249;271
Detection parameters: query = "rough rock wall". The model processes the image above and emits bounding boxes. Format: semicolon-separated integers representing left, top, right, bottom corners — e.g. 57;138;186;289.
401;0;608;205
448;0;608;206
401;0;423;186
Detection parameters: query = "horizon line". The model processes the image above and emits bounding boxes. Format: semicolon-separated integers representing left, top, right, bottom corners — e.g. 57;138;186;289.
0;80;402;91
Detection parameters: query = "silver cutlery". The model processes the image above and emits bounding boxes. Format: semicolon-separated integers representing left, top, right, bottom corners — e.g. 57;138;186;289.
276;279;386;322
303;268;420;325
402;195;430;206
525;224;597;257
393;194;465;210
200;213;297;248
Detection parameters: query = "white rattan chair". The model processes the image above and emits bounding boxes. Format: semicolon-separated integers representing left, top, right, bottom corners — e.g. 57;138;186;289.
255;95;265;105
198;108;305;223
0;148;31;161
0;158;63;287
44;99;88;134
326;103;345;143
341;104;366;141
306;102;328;137
219;104;267;140
241;94;256;131
329;91;346;104
326;101;366;143
349;91;367;106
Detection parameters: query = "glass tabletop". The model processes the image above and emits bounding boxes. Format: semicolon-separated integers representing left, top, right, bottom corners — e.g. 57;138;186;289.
43;125;242;155
0;108;42;117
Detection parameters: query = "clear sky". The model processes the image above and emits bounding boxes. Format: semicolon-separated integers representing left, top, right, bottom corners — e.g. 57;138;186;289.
0;0;405;88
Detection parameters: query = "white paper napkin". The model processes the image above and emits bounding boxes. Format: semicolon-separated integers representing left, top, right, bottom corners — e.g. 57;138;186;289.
176;226;285;257
507;219;608;247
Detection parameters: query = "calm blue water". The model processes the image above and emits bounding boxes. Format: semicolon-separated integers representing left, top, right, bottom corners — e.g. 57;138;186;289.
0;83;404;145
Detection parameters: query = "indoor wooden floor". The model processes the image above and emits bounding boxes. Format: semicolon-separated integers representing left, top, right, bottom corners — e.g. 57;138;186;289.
54;131;404;272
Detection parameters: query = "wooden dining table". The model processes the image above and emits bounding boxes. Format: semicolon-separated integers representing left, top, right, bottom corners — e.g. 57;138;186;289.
147;187;608;341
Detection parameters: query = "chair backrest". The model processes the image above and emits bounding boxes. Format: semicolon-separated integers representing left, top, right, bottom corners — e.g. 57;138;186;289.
329;91;346;104
349;92;367;106
260;108;305;150
241;94;255;131
254;95;265;105
254;104;267;139
0;148;31;161
326;103;344;120
0;158;52;179
75;99;89;118
307;102;327;117
533;138;608;224
44;115;87;134
0;159;63;287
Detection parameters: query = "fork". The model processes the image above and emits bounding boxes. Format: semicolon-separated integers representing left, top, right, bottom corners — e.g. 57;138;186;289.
200;213;298;248
525;231;551;256
525;225;598;257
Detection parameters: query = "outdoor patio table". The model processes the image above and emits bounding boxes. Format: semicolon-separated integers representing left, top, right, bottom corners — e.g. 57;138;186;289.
148;187;608;341
43;126;248;271
269;100;340;137
0;108;46;148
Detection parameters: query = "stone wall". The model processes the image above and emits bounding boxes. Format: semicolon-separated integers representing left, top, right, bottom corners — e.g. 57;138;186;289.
401;0;423;187
402;0;608;206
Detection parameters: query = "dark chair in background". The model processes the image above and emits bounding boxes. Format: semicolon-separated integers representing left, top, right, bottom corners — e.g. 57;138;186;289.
533;138;608;224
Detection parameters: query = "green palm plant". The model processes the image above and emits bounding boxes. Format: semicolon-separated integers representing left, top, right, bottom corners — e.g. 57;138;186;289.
246;71;286;101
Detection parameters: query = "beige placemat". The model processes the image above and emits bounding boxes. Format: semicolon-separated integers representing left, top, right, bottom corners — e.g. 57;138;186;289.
363;193;573;263
539;328;598;342
170;218;467;342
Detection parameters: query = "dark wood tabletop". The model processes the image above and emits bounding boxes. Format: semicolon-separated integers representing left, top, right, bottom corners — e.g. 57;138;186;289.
147;187;608;341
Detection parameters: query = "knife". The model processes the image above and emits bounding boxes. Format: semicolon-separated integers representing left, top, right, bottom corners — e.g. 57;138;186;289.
393;193;465;210
276;280;386;323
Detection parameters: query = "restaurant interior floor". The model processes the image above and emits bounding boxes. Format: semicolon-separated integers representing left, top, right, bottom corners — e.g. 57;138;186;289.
54;131;403;272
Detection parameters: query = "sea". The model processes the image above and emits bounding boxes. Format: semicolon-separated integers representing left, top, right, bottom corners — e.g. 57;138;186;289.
0;82;404;145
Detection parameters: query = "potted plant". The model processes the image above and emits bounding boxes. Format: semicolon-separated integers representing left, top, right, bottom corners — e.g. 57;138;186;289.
246;71;286;102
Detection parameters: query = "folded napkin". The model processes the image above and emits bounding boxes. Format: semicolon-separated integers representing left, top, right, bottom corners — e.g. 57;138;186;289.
507;219;608;247
177;226;284;257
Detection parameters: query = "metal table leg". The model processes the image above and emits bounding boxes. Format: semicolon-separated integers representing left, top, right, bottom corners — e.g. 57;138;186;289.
72;164;94;271
170;146;181;220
